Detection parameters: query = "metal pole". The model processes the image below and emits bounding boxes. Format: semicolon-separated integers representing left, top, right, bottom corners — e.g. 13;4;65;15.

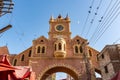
0;24;12;34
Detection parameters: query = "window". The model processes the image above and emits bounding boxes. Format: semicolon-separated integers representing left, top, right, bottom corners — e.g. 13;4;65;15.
75;46;78;53
58;43;62;50
101;54;104;59
42;46;45;53
89;50;92;56
80;46;83;53
28;50;32;57
13;59;17;66
21;55;24;61
37;46;40;53
41;40;44;42
104;66;108;73
77;39;80;44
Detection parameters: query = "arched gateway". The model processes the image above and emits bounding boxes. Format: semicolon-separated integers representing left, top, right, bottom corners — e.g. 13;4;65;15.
11;15;101;80
39;64;79;80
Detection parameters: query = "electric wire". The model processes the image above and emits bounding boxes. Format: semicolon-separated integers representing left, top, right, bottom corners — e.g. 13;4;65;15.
113;38;120;44
90;0;119;42
85;0;102;38
89;0;119;44
91;0;120;45
0;33;3;38
89;0;115;43
81;0;95;36
9;9;27;49
14;28;26;49
89;0;116;43
92;6;120;46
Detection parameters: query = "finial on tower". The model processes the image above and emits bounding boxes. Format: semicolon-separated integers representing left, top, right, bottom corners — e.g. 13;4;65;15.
58;14;62;19
49;15;54;22
65;14;70;21
50;15;54;20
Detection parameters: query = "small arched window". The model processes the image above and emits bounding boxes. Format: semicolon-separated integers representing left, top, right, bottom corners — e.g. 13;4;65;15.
13;59;17;66
80;46;83;53
28;50;32;57
40;40;44;42
42;46;45;53
58;43;62;50
77;39;80;44
37;46;40;53
21;55;24;61
75;46;78;53
89;50;92;56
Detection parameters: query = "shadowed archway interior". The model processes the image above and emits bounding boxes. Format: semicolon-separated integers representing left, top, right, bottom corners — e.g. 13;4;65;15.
40;66;79;80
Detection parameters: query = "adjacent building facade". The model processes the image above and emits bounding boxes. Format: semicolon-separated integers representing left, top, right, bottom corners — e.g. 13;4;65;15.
98;44;120;80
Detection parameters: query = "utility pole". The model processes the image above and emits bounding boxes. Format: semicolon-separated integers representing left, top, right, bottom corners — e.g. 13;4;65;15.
0;0;14;33
77;40;91;80
82;41;91;80
0;0;14;17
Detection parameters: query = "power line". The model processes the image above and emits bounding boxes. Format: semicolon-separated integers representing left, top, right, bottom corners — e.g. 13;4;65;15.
89;0;114;43
85;0;103;38
92;7;120;46
89;0;119;44
14;29;26;49
81;0;95;36
91;0;120;45
113;38;120;44
89;0;115;43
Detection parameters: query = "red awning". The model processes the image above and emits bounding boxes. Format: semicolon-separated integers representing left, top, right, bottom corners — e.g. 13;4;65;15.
0;63;18;71
0;55;19;71
0;55;35;80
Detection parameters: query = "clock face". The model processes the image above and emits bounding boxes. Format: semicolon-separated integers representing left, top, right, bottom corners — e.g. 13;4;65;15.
56;25;64;31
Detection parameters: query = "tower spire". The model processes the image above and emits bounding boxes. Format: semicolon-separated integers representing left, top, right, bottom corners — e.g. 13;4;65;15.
58;14;62;19
50;15;54;20
65;14;70;21
49;15;54;22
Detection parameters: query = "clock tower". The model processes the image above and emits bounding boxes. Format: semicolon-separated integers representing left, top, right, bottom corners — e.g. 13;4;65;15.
48;14;71;39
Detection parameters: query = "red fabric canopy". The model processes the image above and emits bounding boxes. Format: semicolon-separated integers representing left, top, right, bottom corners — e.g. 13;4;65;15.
0;55;35;80
0;55;11;65
0;63;17;71
0;55;18;72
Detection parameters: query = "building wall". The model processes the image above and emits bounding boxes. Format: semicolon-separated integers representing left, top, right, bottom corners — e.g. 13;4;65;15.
12;47;32;66
9;15;100;80
98;44;120;80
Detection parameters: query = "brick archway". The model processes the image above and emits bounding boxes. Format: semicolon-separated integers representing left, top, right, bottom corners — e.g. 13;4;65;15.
40;66;79;80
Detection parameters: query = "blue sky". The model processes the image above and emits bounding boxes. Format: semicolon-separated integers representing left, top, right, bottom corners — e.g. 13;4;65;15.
0;0;120;79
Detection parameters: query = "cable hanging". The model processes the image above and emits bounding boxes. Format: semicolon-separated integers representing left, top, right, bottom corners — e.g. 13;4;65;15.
92;0;120;45
113;37;120;44
89;0;114;43
85;0;103;38
89;0;119;44
81;0;95;36
92;6;120;46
